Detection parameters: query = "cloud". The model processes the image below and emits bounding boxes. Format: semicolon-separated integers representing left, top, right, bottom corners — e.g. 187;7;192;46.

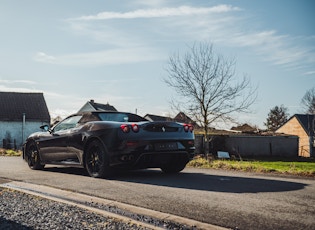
0;80;37;85
0;79;39;93
132;0;167;7
72;5;241;21
63;3;314;73
227;30;315;70
0;85;39;93
34;52;56;63
34;47;164;66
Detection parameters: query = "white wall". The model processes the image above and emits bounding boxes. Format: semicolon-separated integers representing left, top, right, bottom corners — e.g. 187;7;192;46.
0;121;49;149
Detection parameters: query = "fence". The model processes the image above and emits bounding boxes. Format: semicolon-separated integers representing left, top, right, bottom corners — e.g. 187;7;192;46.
195;134;298;158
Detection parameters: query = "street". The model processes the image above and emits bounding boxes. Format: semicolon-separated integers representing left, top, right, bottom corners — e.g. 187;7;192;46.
1;156;314;229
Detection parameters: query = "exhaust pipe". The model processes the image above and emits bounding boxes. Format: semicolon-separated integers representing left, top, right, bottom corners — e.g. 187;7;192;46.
120;154;134;162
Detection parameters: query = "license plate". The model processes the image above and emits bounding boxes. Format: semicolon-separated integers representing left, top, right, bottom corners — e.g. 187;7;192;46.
155;142;178;151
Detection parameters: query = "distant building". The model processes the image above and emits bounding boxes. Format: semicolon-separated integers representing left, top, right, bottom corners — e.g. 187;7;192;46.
144;112;200;128
78;99;117;113
173;112;200;128
276;114;315;157
0;92;50;149
231;123;257;133
144;114;172;122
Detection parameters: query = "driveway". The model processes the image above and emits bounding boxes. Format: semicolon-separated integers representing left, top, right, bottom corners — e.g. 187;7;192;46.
1;156;314;229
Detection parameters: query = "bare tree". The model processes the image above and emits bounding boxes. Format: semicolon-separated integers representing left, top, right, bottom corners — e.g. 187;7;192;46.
301;87;315;114
164;42;256;149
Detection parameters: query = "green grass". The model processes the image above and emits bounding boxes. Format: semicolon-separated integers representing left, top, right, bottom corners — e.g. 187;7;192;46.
187;157;315;177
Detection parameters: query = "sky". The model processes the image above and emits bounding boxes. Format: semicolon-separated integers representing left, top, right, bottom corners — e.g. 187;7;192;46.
0;0;314;129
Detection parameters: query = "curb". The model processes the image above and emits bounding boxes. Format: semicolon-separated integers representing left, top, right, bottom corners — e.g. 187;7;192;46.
0;180;227;230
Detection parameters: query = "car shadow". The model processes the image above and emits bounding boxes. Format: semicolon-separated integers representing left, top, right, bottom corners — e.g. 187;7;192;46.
0;217;32;230
43;166;89;176
113;169;308;193
42;166;308;194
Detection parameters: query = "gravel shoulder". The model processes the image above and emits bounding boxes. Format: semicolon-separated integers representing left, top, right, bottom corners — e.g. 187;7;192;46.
0;187;148;230
0;181;222;230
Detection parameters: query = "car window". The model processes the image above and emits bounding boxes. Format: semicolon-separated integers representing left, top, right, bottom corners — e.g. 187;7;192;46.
98;113;129;122
97;113;147;122
53;115;82;132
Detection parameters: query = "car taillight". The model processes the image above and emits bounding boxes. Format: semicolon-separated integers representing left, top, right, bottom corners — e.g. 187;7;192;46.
120;124;140;133
131;124;139;133
183;124;194;132
120;124;130;133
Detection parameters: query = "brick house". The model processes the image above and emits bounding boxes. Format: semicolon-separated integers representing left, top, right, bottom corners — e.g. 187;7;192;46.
276;114;315;157
0;92;50;149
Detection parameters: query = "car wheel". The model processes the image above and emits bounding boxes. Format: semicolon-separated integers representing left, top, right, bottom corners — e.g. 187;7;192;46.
160;159;187;174
25;142;45;170
84;140;111;178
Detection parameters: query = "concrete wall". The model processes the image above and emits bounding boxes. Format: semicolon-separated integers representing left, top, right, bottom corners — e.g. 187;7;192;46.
0;121;48;149
195;134;298;158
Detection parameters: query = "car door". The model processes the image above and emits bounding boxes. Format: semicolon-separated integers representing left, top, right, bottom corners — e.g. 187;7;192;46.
38;115;82;162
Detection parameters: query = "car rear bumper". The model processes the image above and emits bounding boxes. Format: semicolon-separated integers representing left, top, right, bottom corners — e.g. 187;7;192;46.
109;150;194;169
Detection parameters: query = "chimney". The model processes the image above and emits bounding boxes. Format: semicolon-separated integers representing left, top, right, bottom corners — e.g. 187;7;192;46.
90;99;94;104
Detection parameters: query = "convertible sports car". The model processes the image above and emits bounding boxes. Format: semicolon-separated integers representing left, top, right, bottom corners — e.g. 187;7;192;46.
23;111;195;178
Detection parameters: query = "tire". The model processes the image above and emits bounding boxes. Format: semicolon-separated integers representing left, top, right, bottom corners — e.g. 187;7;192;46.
160;159;187;174
25;142;45;170
84;140;111;178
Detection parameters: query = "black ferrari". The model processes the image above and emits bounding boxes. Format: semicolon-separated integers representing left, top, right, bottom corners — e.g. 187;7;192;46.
23;111;195;178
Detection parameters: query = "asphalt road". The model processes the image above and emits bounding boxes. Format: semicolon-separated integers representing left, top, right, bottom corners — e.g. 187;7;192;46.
1;156;314;230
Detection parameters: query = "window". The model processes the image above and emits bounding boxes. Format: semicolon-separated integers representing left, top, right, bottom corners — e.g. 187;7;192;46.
53;115;82;132
98;113;129;122
97;112;147;122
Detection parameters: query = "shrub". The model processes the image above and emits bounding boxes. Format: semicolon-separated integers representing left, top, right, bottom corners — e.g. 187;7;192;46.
0;148;22;156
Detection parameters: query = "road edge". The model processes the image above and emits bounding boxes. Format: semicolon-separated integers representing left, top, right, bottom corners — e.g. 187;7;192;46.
0;180;227;230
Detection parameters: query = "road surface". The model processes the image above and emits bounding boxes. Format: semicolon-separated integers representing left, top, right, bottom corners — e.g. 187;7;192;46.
0;156;314;229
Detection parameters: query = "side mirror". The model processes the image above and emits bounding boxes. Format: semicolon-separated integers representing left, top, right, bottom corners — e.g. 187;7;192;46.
40;125;50;132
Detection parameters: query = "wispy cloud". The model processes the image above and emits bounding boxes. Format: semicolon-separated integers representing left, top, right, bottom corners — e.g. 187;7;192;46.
0;85;38;93
132;0;167;7
60;4;315;73
304;71;315;75
227;30;315;70
34;52;56;63
34;47;164;66
0;79;37;85
72;5;241;21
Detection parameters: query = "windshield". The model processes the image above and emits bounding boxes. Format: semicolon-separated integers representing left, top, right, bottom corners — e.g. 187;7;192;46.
53;115;82;132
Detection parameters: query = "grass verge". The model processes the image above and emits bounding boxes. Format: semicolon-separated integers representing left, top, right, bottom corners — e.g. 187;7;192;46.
187;156;315;177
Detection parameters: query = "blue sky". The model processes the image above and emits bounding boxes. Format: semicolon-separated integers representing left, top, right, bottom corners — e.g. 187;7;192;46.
0;0;314;128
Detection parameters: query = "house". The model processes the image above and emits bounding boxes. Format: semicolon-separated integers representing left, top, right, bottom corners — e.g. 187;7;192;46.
276;114;315;157
0;92;50;149
144;114;173;122
144;112;199;126
173;112;200;128
78;99;117;113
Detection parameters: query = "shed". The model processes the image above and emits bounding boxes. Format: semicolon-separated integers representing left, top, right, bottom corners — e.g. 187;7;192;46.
0;92;50;148
194;134;298;157
276;114;315;157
